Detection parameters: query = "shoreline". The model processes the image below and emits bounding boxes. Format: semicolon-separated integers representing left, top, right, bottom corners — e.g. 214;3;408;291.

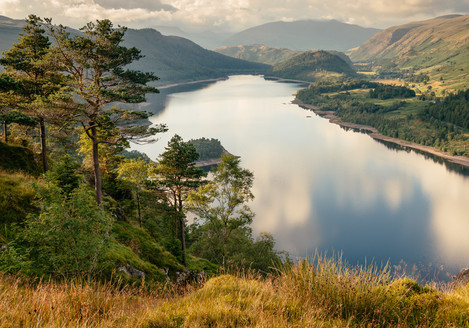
158;75;308;90
292;99;469;168
157;77;228;90
194;150;240;168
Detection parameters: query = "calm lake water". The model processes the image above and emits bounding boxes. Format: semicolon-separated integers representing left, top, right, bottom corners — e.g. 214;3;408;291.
133;75;469;280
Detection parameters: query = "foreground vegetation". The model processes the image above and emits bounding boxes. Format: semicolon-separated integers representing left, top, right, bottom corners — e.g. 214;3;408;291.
1;255;469;327
297;80;469;157
0;16;281;287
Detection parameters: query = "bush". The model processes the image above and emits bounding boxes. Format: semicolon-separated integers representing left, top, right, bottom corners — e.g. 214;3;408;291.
4;185;114;278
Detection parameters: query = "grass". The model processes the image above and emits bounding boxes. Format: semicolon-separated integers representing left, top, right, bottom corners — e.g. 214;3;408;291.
1;254;468;327
0;169;41;225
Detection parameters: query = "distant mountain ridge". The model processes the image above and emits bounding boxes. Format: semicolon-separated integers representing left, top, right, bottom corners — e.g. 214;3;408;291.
224;20;381;51
215;44;354;68
122;28;269;85
349;14;469;90
0;17;269;85
215;45;303;65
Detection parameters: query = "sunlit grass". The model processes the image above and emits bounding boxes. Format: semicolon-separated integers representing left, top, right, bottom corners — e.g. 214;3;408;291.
1;255;468;327
0;274;166;327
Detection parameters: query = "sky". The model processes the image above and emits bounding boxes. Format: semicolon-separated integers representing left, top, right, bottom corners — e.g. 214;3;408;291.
0;0;468;33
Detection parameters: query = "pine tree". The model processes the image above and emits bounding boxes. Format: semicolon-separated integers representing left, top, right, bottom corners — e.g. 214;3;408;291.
46;18;166;204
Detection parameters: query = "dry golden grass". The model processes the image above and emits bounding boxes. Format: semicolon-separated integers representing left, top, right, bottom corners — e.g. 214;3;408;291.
0;274;166;327
1;256;469;328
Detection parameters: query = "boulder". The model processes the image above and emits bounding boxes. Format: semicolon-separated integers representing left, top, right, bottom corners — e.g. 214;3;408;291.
118;264;145;279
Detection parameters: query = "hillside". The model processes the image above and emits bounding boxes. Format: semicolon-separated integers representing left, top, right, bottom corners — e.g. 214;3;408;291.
215;44;302;65
224;19;381;51
0;17;269;85
0;16;24;65
269;50;356;82
349;15;469;91
123;28;269;86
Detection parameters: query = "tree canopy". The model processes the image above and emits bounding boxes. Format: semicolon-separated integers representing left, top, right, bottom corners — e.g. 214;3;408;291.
46;18;167;203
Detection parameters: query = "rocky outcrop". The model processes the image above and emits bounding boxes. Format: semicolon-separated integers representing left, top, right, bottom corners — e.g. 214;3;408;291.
118;264;145;279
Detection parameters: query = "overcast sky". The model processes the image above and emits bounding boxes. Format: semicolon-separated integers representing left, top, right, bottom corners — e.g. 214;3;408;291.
0;0;468;32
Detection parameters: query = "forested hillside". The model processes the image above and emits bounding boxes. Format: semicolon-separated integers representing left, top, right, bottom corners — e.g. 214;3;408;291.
0;17;280;287
215;44;302;65
270;50;356;82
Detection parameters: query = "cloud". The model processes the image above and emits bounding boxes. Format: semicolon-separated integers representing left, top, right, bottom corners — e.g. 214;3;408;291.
94;0;176;12
0;0;468;31
0;0;175;28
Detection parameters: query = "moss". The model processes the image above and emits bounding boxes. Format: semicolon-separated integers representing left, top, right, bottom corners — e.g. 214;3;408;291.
0;170;40;225
112;221;184;274
105;241;166;283
0;142;40;175
186;254;219;276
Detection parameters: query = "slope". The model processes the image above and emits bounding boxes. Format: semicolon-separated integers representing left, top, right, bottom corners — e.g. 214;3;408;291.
349;15;469;91
224;20;381;51
0;17;269;86
123;28;269;86
269;50;356;82
215;44;302;65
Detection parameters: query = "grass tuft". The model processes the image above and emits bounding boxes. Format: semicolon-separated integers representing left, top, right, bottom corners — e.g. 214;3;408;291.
1;255;468;327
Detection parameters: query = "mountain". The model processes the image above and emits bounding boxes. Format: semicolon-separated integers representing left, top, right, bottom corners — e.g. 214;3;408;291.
0;17;269;86
214;44;303;65
0;16;24;59
151;25;230;50
122;28;269;85
269;50;356;82
223;20;381;51
349;15;469;90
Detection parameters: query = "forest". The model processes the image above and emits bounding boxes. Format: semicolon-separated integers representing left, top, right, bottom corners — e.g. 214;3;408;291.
296;80;469;156
0;15;281;284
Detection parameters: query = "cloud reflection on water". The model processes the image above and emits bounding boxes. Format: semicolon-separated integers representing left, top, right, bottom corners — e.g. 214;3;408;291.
132;75;469;275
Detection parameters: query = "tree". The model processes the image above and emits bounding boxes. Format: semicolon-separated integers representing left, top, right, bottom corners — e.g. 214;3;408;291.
187;154;254;271
154;134;205;265
46;18;166;204
0;74;36;143
116;158;152;227
0;15;64;172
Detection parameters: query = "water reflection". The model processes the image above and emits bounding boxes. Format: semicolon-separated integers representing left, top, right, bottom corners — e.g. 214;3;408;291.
131;75;469;279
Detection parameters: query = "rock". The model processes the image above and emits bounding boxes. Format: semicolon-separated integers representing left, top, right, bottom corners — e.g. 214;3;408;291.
452;268;469;288
175;270;207;286
118;264;145;279
113;207;126;221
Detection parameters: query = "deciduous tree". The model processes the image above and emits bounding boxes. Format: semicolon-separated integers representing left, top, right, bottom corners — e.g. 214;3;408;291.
154;134;205;265
187;154;254;271
116;158;152;227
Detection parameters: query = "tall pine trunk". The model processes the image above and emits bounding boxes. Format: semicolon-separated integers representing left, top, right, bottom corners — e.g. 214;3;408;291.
136;191;142;227
91;125;102;204
180;216;187;266
3;121;7;143
39;117;48;172
177;192;186;266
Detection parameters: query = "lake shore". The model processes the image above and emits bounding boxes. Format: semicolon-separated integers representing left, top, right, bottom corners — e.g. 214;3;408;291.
292;98;469;168
158;77;228;90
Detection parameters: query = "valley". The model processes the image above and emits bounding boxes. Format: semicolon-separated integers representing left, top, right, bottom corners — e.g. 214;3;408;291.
0;9;468;327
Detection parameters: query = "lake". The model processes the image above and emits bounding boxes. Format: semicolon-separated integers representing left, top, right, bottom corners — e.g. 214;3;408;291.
132;75;469;280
